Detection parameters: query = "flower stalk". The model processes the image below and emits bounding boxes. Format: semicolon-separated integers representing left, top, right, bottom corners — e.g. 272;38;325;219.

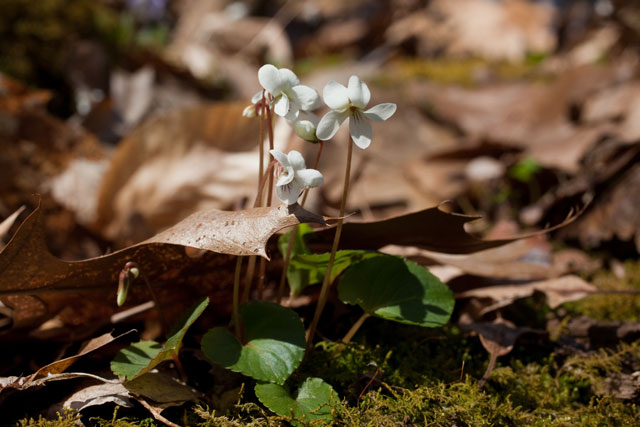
306;137;354;349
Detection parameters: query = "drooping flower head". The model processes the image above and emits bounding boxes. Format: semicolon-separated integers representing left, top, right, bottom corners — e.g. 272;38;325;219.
316;75;396;149
270;149;323;205
258;64;320;121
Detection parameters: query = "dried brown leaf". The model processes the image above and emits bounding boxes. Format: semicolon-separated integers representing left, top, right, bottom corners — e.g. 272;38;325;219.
463;316;539;388
382;238;557;280
457;275;597;314
313;203;581;254
31;330;135;380
0;202;324;330
52;382;133;413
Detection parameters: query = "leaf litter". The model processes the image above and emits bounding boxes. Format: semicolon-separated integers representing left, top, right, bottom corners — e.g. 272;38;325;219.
3;0;640;424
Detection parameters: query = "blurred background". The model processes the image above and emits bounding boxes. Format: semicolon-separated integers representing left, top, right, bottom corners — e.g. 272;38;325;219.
1;0;639;259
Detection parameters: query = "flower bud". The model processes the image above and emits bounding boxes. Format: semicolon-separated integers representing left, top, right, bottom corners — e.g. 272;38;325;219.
242;104;257;118
294;119;318;142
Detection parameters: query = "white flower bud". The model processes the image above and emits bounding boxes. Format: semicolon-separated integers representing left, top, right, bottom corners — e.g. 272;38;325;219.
294;119;318;142
242;104;256;118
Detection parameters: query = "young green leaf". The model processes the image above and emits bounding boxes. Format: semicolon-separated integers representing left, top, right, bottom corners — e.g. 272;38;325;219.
338;255;454;327
201;301;305;384
287;249;383;296
110;297;209;380
110;341;162;380
255;377;338;426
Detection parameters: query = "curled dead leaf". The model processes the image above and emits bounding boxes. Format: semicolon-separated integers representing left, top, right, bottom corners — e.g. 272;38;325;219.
457;275;597;315
0;202;325;331
313;202;583;254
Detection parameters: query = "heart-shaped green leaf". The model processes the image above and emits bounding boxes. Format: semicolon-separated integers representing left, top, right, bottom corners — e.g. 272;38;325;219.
338;255;454;327
111;297;209;380
201;301;305;384
255;377;338;426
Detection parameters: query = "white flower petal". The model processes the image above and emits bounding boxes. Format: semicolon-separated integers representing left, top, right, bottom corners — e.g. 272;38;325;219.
258;64;281;95
322;81;350;111
270;149;289;168
284;105;299;122
278;68;300;88
364;103;396;122
349;113;373;149
287;150;306;170
347;75;371;109
274;93;290;117
298;111;319;126
295;169;323;188
316;110;348;141
251;91;263;104
276;179;304;205
276;167;294;186
292;85;320;111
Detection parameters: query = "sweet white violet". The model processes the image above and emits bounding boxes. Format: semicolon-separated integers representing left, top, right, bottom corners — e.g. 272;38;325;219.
316;75;396;149
258;64;320;120
270;149;323;205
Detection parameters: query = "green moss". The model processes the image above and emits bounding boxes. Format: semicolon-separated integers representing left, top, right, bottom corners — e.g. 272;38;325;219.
18;410;81;427
564;260;640;321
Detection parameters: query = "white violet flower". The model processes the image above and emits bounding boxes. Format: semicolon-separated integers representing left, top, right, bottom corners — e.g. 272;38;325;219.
316;75;396;149
270;149;323;205
258;64;320;120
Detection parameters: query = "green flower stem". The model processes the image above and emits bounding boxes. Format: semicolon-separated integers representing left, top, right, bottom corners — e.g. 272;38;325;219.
306;139;354;349
233;256;243;338
341;312;370;344
277;141;324;303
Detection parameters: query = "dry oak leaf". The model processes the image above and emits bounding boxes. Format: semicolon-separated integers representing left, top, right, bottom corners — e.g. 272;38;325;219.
312;202;582;254
457;275;597;314
0;203;325;329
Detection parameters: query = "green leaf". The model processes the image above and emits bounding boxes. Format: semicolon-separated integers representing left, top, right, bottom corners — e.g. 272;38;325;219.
255;377;338;426
287;249;383;296
278;223;315;258
165;297;210;351
338;255;454;327
110;341;162;380
278;224;313;296
201;301;305;384
110;297;209;380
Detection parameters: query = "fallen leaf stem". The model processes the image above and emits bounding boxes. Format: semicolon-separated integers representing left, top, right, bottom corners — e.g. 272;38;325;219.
306;139;353;349
341;312;370;343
